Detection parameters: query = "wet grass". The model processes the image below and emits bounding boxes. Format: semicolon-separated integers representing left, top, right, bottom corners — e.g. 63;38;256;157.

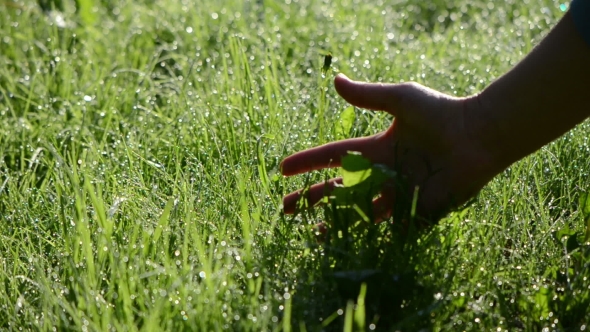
1;0;589;330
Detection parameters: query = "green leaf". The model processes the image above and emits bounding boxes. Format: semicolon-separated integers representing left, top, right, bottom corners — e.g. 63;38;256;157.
75;0;96;25
341;152;372;187
555;225;576;242
339;152;392;196
343;300;354;332
333;153;395;221
271;173;280;182
153;197;174;245
580;192;590;219
341;152;372;172
341;168;372;187
533;287;551;318
354;283;367;331
335;106;355;139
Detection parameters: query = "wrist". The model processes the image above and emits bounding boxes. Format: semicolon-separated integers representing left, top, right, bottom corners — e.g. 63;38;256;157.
462;92;520;177
466;12;590;175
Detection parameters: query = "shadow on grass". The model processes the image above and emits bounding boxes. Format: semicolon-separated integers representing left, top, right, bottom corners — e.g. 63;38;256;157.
285;202;460;331
266;153;465;330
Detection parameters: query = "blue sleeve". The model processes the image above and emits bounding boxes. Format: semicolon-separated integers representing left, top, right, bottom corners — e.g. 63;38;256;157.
571;0;590;46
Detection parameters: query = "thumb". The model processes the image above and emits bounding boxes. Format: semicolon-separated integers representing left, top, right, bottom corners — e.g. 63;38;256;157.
334;74;406;116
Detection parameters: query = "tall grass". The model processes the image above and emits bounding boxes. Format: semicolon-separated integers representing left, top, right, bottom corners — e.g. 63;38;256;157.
1;0;589;330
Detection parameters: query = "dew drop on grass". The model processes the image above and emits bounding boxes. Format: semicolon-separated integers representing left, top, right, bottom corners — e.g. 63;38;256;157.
559;3;568;11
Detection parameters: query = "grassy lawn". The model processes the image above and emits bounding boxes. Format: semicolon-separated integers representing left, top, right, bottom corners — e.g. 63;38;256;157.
1;0;589;330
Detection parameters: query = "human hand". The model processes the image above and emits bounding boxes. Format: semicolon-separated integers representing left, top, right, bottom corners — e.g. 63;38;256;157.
280;74;504;225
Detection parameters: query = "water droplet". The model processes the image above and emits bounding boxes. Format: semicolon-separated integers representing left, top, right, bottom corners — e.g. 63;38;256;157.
559;3;568;11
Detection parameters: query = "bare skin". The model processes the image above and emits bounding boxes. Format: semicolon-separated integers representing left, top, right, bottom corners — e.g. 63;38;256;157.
281;77;498;221
281;12;590;223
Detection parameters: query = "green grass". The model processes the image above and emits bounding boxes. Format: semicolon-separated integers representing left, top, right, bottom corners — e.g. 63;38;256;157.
1;0;589;330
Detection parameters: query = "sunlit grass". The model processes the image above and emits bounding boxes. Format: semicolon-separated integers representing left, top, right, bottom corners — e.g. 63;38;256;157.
1;0;589;330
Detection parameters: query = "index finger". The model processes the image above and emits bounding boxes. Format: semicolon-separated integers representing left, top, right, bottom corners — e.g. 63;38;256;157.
280;134;385;176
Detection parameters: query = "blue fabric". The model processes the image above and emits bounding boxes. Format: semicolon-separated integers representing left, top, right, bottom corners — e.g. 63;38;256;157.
571;0;590;46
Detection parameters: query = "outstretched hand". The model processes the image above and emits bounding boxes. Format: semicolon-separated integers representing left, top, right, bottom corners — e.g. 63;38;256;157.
280;74;503;224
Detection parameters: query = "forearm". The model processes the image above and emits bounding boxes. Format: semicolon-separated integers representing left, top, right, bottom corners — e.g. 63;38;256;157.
476;12;590;169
